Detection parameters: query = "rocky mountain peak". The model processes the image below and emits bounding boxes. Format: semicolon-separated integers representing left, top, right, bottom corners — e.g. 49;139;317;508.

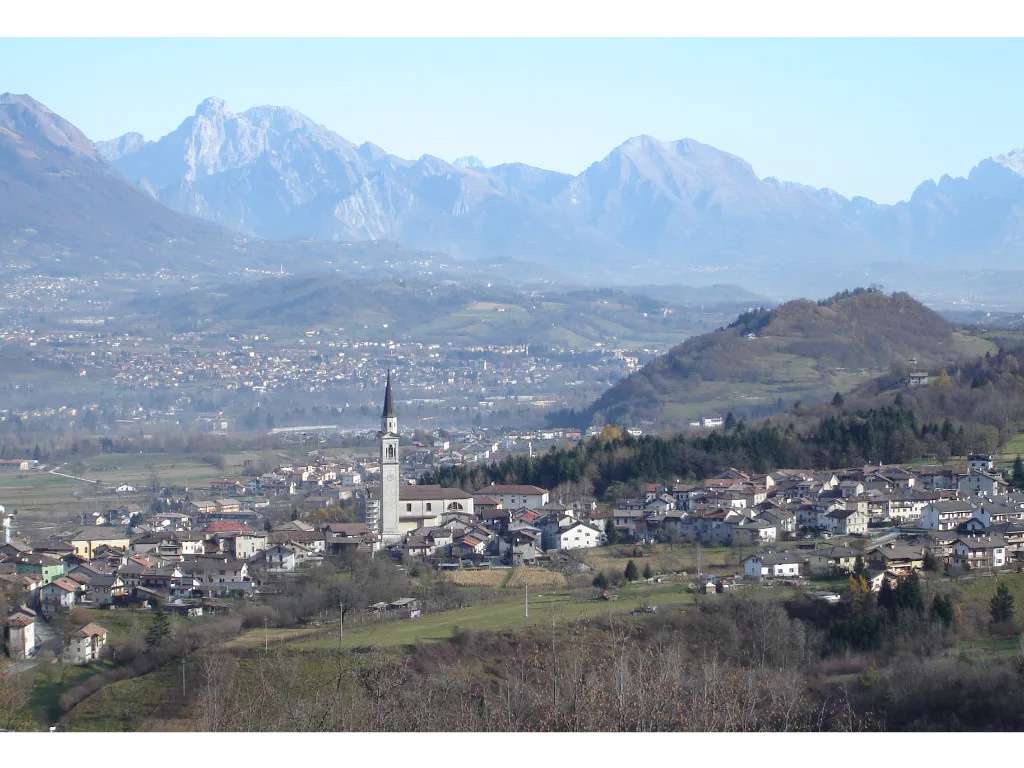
453;155;486;170
194;96;230;118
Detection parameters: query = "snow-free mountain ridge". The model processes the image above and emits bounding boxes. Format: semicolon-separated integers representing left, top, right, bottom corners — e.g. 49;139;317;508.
8;92;1024;294
93;96;1024;284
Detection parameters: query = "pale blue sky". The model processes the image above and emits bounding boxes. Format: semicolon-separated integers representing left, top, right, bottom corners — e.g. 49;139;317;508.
4;38;1024;203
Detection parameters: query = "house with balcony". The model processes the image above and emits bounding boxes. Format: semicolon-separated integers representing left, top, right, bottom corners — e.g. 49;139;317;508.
63;623;108;665
919;500;976;531
951;535;1007;569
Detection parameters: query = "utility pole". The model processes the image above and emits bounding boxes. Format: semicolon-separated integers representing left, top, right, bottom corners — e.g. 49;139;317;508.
181;657;186;699
524;582;529;618
339;597;344;644
264;617;268;653
551;611;557;709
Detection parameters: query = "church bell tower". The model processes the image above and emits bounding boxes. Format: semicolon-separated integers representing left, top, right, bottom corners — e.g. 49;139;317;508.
379;369;401;543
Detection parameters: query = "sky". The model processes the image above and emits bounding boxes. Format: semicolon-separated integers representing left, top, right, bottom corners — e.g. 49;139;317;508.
4;37;1024;203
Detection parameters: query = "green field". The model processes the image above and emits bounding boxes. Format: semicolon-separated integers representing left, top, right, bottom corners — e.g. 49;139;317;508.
998;434;1024;470
23;660;116;727
948;569;1024;610
60;661;186;731
287;584;697;651
575;544;757;578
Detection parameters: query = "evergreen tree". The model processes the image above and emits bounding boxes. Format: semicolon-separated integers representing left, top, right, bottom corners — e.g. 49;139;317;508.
642;563;654;580
930;593;955;628
922;550;939;572
624;559;639;582
592;572;610;590
990;582;1016;624
1012;456;1024;490
832;392;844;407
604;517;619;545
894;572;925;615
877;576;895;611
724;412;737;431
145;608;171;649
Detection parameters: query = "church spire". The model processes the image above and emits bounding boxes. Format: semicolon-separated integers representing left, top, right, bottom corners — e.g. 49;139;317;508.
382;368;396;419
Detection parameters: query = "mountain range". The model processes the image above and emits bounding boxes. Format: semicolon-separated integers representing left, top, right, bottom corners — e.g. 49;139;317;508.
0;93;455;279
8;92;1024;296
94;96;1024;286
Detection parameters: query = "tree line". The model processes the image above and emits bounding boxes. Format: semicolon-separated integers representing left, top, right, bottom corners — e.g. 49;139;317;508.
423;404;979;499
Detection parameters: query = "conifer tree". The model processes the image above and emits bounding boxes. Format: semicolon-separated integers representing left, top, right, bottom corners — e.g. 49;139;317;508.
624;559;639;582
1012;456;1024;490
146;607;171;649
990;582;1016;624
604;517;619;545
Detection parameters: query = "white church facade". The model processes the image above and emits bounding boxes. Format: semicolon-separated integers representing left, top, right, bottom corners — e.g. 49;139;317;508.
376;373;475;543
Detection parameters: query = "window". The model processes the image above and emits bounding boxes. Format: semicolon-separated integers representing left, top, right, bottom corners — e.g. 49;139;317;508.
426;503;432;512
406;503;412;512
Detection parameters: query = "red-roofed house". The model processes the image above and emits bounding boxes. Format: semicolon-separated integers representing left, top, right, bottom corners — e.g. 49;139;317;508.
63;623;108;664
40;576;80;612
204;520;254;534
451;536;485;559
3;609;36;660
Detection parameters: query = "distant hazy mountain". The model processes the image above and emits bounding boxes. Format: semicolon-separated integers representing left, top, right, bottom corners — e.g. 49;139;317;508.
0;94;449;278
11;91;1024;295
95;96;1024;289
0;93;239;274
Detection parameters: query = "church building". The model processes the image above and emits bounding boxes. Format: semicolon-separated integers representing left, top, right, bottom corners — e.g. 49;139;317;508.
379;371;402;544
375;373;475;543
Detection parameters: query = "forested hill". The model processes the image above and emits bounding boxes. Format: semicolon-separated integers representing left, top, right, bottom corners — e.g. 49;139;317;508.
561;288;984;428
427;342;1024;499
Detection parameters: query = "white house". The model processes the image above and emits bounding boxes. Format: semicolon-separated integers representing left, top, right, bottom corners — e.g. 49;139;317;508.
952;535;1007;569
265;543;298;572
969;500;1024;529
731;517;777;545
957;469;1007;497
476;484;549;510
0;505;12;545
39;577;80;612
3;608;36;660
63;623;108;664
822;508;869;536
757;508;796;535
115;484;137;494
742;553;803;580
968;453;995;472
554;521;605;551
919;500;976;531
179;557;251;595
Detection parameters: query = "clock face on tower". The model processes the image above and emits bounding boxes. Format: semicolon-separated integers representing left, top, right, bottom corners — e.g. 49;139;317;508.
384;471;395;483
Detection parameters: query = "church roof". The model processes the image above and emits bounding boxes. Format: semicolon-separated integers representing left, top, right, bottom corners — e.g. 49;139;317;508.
382;369;396;419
